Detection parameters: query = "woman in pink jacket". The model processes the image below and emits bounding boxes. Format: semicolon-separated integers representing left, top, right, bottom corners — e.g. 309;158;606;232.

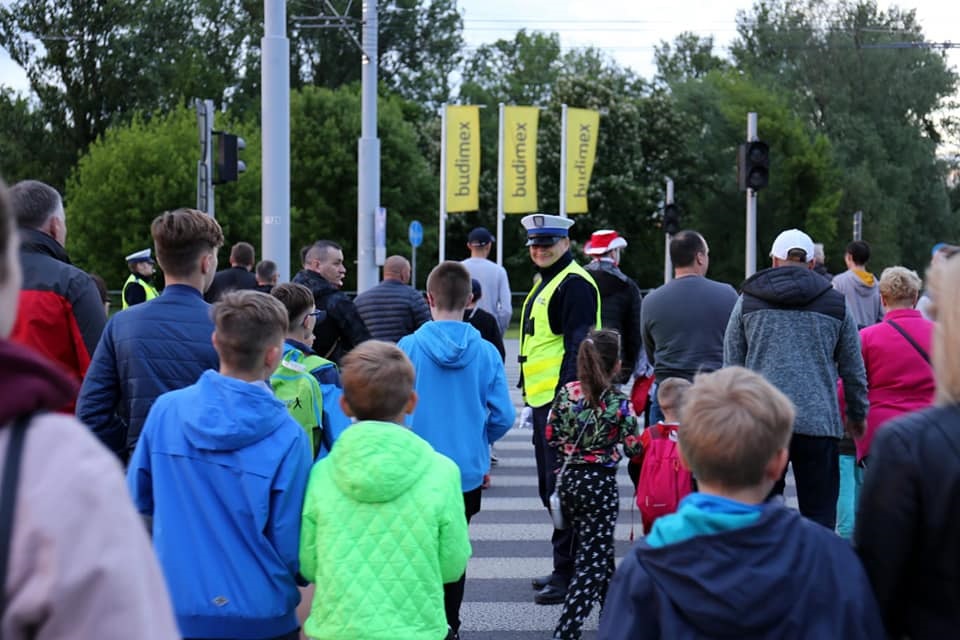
856;266;935;460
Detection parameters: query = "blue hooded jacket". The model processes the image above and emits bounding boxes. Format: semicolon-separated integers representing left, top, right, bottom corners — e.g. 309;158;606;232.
128;370;312;639
599;501;884;640
398;321;515;492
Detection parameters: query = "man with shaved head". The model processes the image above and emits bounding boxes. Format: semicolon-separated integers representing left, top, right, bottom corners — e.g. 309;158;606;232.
355;254;431;342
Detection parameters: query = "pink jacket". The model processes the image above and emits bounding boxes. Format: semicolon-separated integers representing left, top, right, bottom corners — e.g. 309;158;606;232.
0;339;179;640
855;308;935;459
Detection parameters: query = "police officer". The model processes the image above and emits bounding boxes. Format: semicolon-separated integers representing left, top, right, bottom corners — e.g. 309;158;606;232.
122;248;160;309
519;214;600;605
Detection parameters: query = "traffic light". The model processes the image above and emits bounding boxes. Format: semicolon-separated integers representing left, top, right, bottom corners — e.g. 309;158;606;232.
663;203;682;236
214;132;246;184
737;141;770;191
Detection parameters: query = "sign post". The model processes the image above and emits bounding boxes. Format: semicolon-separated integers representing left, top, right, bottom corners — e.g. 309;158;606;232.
408;220;424;289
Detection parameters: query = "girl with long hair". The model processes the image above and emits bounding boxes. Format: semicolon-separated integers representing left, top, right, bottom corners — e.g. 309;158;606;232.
545;329;641;640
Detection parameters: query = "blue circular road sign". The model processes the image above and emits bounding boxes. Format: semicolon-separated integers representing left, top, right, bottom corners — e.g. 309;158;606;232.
408;220;423;248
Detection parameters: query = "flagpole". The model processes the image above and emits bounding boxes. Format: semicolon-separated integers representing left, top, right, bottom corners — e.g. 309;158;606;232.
439;104;447;263
559;103;568;218
497;102;505;266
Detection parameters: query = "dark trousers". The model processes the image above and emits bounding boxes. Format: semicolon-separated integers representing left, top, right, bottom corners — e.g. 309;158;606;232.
532;405;575;587
554;467;618;639
770;433;840;530
444;486;482;632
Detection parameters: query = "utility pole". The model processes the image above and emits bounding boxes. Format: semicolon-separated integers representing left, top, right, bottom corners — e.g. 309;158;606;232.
745;112;758;279
664;178;674;285
262;0;290;281
293;1;379;293
853;210;863;241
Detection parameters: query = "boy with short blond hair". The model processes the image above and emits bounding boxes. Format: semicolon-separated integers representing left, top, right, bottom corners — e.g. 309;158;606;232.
599;366;884;640
128;290;312;640
398;261;515;636
299;341;471;640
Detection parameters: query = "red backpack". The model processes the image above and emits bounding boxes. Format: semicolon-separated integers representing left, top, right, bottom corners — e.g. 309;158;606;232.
635;422;693;532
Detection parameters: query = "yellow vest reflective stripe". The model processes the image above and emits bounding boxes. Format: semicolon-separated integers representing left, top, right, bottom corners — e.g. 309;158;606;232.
122;273;159;309
519;261;601;407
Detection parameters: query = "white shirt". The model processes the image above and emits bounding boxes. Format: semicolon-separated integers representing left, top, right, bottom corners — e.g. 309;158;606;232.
462;257;513;334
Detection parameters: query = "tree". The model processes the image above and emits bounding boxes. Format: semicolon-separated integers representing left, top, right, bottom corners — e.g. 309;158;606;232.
66;86;437;292
65;106;261;289
654;32;729;86
667;70;843;283
290;0;464;110
0;88;55;183
731;0;959;270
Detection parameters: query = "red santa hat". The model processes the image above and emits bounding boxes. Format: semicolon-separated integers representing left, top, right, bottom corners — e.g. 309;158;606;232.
584;229;628;256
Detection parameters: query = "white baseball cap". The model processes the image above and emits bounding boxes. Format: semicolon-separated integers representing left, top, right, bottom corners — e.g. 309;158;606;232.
770;229;815;263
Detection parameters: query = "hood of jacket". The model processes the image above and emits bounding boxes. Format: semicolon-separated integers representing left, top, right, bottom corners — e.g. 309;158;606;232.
330;420;433;503
0;339;78;425
636;504;835;636
742;265;833;307
410;320;483;370
178;370;291;451
846;268;877;293
19;227;72;265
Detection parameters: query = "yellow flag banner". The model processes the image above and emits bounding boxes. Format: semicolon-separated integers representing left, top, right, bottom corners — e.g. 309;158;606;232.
502;106;539;214
444;105;481;212
564;108;600;214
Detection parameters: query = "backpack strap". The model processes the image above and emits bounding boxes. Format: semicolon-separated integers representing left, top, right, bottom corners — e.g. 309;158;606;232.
885;319;930;364
0;413;32;621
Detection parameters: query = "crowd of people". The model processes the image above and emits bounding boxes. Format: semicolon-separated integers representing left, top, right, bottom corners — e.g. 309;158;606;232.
1;174;959;640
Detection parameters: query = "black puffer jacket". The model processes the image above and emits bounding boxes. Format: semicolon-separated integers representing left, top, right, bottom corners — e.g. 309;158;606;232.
585;260;643;377
292;269;371;364
856;404;960;639
354;279;431;343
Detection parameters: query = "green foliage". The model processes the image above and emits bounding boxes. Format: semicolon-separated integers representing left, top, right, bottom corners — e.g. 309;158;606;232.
669;70;843;283
731;0;959;271
66;86;434;291
0;88;55;183
289;85;435;290
654;32;730;86
65;106;261;289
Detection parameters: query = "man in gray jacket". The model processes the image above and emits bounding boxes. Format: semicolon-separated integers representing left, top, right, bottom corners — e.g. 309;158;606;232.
832;240;883;329
724;228;868;530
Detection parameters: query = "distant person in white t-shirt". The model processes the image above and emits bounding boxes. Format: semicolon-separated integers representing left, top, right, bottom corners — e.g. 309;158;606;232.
462;227;512;334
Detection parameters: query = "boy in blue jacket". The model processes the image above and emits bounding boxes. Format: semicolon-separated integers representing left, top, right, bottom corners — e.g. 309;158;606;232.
598;366;884;640
128;290;312;640
398;261;515;638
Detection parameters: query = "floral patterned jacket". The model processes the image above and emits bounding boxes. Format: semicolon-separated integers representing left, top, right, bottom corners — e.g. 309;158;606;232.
545;380;642;468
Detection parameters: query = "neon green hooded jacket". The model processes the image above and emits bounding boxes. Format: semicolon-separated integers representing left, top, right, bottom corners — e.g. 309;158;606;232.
299;420;471;639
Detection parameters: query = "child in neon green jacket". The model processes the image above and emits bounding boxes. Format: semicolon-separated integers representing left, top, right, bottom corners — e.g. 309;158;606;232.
299;341;472;640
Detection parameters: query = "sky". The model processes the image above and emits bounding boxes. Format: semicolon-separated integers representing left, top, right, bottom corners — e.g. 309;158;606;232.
1;1;957;94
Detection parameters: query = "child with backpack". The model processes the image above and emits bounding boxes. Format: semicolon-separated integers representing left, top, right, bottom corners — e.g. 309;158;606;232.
270;283;351;457
635;377;693;532
598;367;884;639
545;329;642;640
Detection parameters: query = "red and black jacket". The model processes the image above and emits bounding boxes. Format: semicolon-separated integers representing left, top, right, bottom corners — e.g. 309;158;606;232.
10;228;106;411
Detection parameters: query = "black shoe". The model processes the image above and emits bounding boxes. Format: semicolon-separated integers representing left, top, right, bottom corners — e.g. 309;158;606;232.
531;574;553;590
534;583;567;605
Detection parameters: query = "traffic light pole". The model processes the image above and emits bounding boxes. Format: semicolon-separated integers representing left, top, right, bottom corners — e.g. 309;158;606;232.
262;0;290;281
745;112;758;279
196;99;215;218
664;178;674;285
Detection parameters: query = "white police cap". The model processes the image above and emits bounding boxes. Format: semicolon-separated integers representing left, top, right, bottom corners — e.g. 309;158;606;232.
521;214;575;247
125;248;154;263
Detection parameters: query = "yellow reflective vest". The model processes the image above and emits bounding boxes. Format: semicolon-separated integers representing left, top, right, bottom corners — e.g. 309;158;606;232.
122;273;159;309
519;260;600;407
